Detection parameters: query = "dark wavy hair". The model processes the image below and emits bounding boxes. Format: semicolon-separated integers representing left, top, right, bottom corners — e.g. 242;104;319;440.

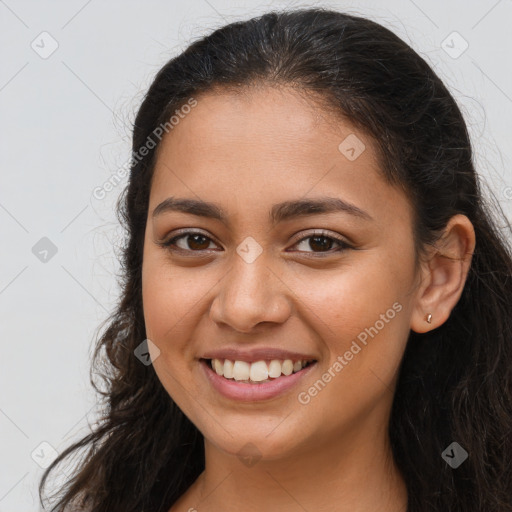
39;7;512;512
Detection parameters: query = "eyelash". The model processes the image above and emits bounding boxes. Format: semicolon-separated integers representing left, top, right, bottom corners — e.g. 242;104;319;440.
158;229;352;257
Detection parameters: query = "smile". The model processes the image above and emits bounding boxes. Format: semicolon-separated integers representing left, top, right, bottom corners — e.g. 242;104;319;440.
200;358;318;401
207;358;316;383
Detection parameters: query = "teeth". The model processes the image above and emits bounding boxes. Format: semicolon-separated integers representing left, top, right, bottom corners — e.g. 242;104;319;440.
268;360;282;378
250;360;269;382
233;361;250;381
209;357;314;383
223;359;234;379
282;360;293;376
213;359;224;376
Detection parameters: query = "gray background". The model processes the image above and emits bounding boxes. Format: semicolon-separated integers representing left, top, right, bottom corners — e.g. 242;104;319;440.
0;0;511;509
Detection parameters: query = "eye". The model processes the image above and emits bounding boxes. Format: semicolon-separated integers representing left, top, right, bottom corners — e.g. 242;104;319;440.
159;231;219;253
158;229;353;257
289;230;352;255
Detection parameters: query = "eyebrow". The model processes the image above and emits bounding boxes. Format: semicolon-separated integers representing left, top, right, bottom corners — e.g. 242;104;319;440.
152;196;373;225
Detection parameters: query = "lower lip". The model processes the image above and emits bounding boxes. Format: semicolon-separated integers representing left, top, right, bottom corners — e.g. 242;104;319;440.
200;359;317;402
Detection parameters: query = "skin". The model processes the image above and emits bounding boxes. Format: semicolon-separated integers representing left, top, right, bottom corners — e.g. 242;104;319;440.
141;84;475;511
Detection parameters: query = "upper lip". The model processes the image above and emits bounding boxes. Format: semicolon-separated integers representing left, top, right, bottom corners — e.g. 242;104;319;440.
201;347;317;362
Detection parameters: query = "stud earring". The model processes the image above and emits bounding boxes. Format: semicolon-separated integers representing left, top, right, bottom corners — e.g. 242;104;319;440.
425;313;432;324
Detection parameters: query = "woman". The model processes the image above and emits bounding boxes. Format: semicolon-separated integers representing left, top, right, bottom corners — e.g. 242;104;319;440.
39;7;512;512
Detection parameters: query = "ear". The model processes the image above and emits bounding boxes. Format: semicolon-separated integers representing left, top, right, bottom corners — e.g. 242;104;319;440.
410;214;476;333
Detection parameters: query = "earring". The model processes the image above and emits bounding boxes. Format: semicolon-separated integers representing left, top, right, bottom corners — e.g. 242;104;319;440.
425;313;432;324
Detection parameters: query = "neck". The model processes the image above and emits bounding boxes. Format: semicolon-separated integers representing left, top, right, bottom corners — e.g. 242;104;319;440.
174;420;408;512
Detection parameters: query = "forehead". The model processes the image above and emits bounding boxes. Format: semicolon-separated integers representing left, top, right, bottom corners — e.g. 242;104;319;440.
149;85;412;229
164;85;349;159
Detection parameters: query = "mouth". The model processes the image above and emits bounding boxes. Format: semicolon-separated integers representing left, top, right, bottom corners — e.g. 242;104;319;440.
199;357;318;401
202;357;317;384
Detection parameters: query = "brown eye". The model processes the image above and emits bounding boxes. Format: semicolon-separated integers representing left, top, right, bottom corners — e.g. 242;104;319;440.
183;233;212;251
161;231;218;253
291;231;351;254
304;235;336;252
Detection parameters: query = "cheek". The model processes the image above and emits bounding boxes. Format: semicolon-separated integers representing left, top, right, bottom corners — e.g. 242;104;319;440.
291;257;411;342
141;252;209;346
287;252;414;397
287;275;410;434
141;256;209;419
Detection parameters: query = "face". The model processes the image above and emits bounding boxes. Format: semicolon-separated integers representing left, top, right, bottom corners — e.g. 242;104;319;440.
142;85;420;462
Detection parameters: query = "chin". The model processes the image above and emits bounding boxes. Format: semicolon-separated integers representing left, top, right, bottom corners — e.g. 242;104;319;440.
201;414;313;463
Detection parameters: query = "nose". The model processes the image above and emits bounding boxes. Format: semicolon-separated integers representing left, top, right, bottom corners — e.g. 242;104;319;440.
208;253;293;334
